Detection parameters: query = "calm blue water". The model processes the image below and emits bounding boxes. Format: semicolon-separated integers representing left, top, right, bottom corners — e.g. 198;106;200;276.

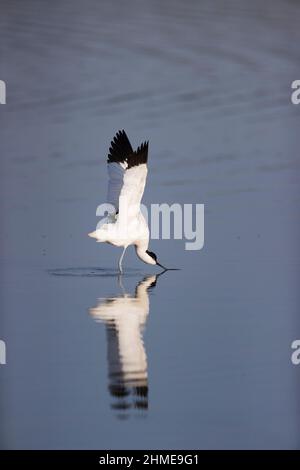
0;0;300;449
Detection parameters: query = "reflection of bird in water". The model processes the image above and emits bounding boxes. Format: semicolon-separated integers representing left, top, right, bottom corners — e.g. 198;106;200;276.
89;274;159;418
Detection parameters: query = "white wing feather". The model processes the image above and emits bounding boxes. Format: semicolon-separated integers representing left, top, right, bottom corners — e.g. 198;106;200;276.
118;164;148;221
107;162;127;213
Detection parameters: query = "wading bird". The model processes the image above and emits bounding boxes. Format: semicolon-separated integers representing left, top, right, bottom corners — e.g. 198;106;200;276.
88;130;167;273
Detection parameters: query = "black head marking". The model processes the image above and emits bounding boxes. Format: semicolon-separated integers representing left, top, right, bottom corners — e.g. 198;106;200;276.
146;250;157;262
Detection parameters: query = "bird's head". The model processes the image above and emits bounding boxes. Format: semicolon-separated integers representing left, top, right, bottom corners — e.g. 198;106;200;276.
145;250;167;270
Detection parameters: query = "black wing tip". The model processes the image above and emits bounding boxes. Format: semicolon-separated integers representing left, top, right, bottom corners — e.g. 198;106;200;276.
127;139;149;169
107;129;133;164
107;130;149;167
114;129;126;140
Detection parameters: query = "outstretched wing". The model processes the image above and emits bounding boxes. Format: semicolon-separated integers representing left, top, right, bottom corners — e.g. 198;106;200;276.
107;130;133;213
106;130;149;217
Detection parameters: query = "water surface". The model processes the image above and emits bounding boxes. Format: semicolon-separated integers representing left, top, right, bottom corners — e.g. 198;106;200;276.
0;0;300;449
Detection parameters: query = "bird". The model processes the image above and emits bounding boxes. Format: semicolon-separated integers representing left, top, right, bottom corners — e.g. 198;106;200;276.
88;130;167;273
89;274;159;414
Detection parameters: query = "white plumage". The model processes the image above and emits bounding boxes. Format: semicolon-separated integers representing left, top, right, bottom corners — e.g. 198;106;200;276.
89;275;156;408
88;130;166;272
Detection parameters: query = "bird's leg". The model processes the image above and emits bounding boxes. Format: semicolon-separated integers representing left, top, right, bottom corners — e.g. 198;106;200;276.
117;273;126;295
118;246;127;274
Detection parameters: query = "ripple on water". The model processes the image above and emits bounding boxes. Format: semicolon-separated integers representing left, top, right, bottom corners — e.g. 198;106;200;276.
48;267;141;278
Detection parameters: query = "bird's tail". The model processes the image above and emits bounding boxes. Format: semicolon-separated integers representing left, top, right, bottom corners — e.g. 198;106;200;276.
88;230;106;242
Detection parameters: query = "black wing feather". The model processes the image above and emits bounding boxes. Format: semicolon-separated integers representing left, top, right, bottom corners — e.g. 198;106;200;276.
107;130;149;168
127;141;149;169
107;129;133;164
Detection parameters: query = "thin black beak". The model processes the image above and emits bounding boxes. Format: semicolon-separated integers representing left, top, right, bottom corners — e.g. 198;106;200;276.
157;261;168;271
157;261;180;272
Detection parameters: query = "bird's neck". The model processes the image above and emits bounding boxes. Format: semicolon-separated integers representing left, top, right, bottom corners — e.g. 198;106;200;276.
135;245;154;265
